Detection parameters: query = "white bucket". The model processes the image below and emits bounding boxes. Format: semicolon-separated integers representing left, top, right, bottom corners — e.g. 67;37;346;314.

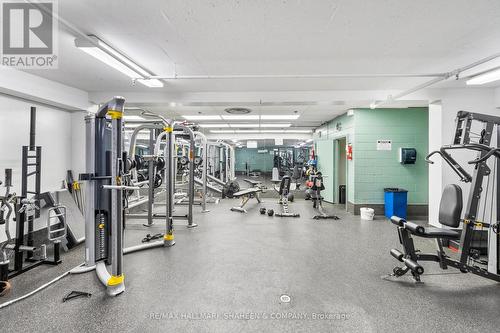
360;207;375;220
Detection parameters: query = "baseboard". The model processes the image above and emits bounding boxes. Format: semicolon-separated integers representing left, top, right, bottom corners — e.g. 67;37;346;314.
347;201;428;218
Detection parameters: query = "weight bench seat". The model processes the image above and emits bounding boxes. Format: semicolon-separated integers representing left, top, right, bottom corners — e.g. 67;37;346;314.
233;187;261;198
243;179;262;187
391;216;460;239
231;187;262;213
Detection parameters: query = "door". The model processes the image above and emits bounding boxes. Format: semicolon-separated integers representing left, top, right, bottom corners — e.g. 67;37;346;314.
336;137;347;206
316;140;335;203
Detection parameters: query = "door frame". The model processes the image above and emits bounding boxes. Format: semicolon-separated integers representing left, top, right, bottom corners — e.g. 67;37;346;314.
334;136;348;209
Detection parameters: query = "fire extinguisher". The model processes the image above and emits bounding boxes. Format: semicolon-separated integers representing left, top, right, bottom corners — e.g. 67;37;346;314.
346;144;353;160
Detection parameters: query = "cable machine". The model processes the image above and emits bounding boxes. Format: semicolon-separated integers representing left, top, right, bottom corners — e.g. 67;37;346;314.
389;111;500;282
71;97;176;296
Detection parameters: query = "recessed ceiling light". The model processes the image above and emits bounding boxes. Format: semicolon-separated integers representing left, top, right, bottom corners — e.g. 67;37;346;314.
182;115;222;120
221;115;259;120
234;130;260;133
135;134;151;140
229;123;257;128
260;123;291;128
123;115;145;121
286;130;312;133
224;107;252;114
210;130;235;133
198;123;229;128
124;123;148;128
260;115;300;120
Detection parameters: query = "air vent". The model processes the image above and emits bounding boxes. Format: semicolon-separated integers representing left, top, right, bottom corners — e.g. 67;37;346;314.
224;107;252;114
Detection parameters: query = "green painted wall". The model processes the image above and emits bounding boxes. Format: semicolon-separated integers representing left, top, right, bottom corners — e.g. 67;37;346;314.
353;108;428;205
235;147;274;172
314;108;429;206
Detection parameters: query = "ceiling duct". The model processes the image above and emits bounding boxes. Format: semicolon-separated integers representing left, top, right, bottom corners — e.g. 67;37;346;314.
224;107;252;114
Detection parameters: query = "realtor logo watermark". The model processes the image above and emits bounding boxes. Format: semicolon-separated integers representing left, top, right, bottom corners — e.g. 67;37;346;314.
1;0;58;68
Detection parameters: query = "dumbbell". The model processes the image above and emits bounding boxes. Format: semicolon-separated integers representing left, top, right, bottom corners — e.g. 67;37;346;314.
267;209;274;216
260;207;267;215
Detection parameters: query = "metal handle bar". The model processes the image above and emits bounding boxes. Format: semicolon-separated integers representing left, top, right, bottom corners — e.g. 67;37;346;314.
425;150;472;182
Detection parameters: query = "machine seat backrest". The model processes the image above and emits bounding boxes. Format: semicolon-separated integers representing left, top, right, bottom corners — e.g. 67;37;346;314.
439;184;463;228
279;176;291;195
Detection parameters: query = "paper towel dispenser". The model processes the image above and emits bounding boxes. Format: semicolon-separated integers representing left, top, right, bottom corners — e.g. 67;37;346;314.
399;148;417;164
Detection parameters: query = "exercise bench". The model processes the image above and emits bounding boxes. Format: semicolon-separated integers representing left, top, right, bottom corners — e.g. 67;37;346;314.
230;179;265;213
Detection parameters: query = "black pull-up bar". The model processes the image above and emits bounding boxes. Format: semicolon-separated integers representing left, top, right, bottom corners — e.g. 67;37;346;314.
29;106;36;151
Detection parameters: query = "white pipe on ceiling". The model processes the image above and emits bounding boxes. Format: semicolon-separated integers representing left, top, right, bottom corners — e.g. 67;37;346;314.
145;73;446;80
371;52;500;108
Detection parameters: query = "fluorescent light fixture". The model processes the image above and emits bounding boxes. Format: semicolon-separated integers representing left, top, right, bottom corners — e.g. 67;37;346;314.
210;130;235;134
260;123;291;128
198;123;229;128
235;130;260;133
306;138;314;143
466;68;500;85
123;115;145;121
286;130;312;133
75;35;163;88
260;115;300;120
182;115;222;120
261;130;285;133
229;123;257;128
136;79;164;88
221;115;259;120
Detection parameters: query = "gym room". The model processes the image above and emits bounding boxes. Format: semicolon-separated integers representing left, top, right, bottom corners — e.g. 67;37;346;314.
1;1;500;332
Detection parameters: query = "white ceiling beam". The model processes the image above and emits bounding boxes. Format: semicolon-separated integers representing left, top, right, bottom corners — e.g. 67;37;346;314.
0;68;90;110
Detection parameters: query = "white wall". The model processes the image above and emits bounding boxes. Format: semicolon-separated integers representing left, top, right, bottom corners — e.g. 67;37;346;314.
0;95;74;241
428;102;443;226
71;111;88;178
428;88;499;226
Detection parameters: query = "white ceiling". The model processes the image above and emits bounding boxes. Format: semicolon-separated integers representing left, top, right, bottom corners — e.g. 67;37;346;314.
21;0;500;130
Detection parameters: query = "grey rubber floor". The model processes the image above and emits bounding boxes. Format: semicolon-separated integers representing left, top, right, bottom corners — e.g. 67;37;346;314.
1;198;500;332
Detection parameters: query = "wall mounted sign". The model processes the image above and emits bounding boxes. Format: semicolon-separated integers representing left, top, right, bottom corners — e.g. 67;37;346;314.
377;139;392;151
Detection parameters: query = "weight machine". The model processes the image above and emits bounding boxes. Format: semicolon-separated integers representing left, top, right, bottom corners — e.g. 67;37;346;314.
126;121;166;226
71;97;176;296
389;111;500;283
125;119;197;228
207;141;235;185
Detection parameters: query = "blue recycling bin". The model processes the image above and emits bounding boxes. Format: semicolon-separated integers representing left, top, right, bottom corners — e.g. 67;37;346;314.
384;188;408;219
